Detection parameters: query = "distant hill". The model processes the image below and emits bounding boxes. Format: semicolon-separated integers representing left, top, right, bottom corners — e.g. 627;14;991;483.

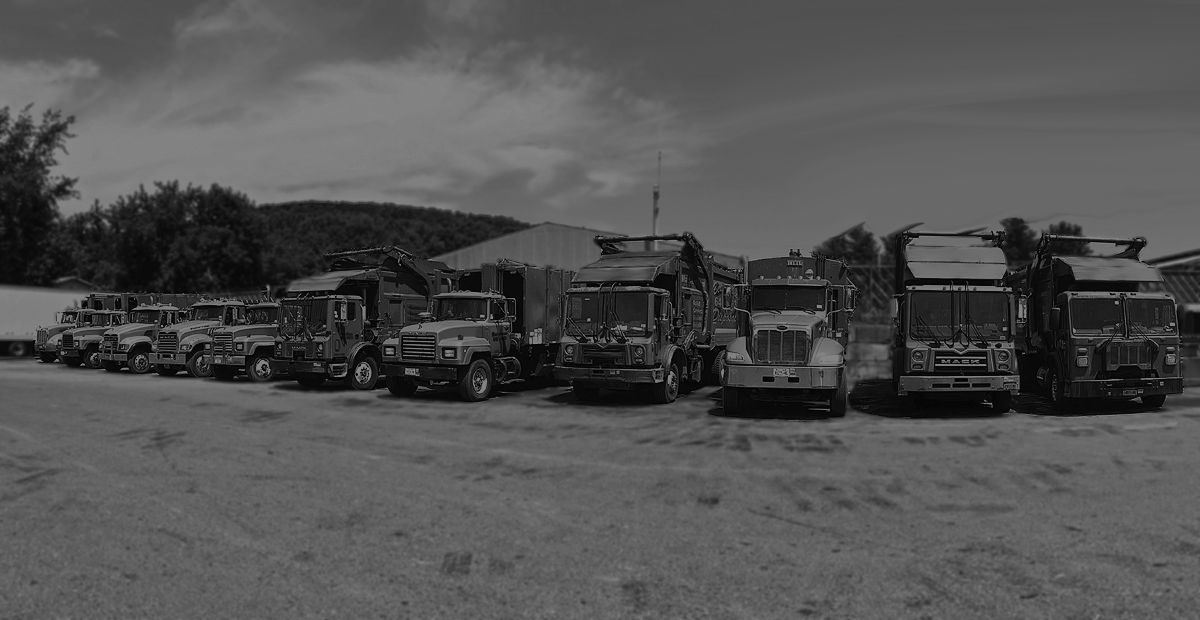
259;200;530;284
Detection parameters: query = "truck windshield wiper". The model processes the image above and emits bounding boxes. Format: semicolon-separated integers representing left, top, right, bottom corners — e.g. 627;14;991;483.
790;305;817;315
565;316;589;343
915;315;947;347
607;304;628;344
964;316;989;348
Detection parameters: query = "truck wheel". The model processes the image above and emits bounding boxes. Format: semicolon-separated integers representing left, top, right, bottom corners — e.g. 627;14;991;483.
345;356;379;390
38;352;57;363
651;362;681;404
83;347;103;369
1141;394;1166;408
295;373;326;388
572;384;601;402
186;352;212;378
7;341;29;357
128;351;153;374
63;357;82;368
992;391;1012;414
246;354;274;382
155;365;179;377
723;386;747;415
386;375;418;397
212;366;238;381
102;360;121;372
459;359;493;401
829;381;848;418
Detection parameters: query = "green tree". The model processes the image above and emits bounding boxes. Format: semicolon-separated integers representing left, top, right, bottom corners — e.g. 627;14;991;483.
815;223;879;265
1000;217;1038;266
1043;221;1091;256
0;105;78;284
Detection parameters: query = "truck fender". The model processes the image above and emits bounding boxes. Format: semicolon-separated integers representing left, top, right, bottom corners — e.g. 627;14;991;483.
247;341;273;357
660;344;686;375
347;342;380;365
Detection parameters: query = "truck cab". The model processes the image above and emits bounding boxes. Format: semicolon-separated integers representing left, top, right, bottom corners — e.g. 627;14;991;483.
36;309;81;363
271;294;380;389
152;299;246;378
208;302;282;382
59;310;127;369
721;254;857;417
100;304;182;374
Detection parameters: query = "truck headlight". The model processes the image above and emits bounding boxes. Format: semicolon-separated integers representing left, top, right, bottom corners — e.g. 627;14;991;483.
441;347;456;360
179;342;192;352
911;350;925;363
996;350;1010;363
632;345;645;362
235;343;244;352
564;344;575;359
1165;347;1177;366
725;351;746;362
317;343;324;355
1075;346;1089;368
383;345;396;357
275;343;282;354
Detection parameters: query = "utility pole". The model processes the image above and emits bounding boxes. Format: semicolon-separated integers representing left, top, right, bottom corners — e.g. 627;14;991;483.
649;151;662;252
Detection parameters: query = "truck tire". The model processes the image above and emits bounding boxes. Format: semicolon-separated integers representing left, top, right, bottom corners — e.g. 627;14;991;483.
459;359;493;402
295;373;326;388
650;362;681;404
1141;394;1166;408
7;341;29;357
723;386;747;415
186;352;212;378
572;384;601;402
102;360;121;372
83;347;103;370
155;365;179;377
246;353;274;383
345;356;378;390
212;366;237;381
128;350;153;374
63;357;82;368
829;381;848;418
992;390;1012;414
386;375;418;397
38;352;56;363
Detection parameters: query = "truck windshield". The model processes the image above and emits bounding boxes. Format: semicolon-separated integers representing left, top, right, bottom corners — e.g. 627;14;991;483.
281;300;329;337
246;306;279;325
1070;298;1124;335
92;314;120;327
1127;299;1177;335
61;311;79;324
964;292;1009;341
435;298;489;321
750;286;825;312
189;306;223;321
910;292;953;341
130;310;161;325
567;292;651;336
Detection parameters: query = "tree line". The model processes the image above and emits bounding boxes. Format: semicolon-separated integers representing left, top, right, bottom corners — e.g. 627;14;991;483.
1;106;528;292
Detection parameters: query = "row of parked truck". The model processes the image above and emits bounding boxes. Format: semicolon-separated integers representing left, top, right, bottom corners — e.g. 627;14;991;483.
33;230;1183;415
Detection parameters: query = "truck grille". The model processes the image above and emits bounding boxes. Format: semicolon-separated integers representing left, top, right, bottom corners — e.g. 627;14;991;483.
581;344;629;366
213;333;234;355
401;333;436;361
933;351;989;372
63;333;75;349
753;329;808;365
102;334;118;353
37;329;48;345
1106;343;1151;370
158;332;179;354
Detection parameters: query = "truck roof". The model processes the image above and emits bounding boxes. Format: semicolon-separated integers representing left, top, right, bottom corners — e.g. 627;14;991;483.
132;304;180;312
189;299;246;308
903;245;1008;282
289;268;379;293
1049;255;1162;284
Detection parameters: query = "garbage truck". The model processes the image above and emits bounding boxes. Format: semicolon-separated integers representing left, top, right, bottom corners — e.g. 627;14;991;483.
151;298;247;377
207;301;282;381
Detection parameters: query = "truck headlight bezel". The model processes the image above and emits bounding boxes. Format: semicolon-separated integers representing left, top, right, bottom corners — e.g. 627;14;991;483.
564;344;575;359
383;345;396;357
441;347;456;360
1075;346;1089;368
1165;346;1177;366
725;351;746;363
316;343;324;355
632;345;645;363
234;342;244;352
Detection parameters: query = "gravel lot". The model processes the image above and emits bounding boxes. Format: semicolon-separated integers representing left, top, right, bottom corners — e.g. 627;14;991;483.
2;359;1198;619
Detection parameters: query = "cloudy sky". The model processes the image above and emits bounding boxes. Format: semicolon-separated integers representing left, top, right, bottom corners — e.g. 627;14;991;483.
4;0;1199;259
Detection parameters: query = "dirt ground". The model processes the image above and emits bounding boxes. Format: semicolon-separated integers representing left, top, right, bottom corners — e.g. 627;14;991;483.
1;359;1198;619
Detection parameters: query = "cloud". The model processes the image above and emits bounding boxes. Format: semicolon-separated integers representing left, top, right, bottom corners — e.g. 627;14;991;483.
423;0;504;31
0;58;100;110
173;0;289;42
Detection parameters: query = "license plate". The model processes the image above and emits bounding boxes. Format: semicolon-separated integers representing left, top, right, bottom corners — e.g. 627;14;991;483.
773;368;797;377
404;367;420;377
1120;389;1141;396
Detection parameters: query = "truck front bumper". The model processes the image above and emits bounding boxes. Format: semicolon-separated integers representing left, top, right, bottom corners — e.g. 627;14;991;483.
270;359;349;378
210;354;247;368
152;353;187;365
35;343;57;354
100;352;128;362
1066;377;1182;399
898;374;1018;395
61;349;81;358
381;362;459;382
554;365;664;388
723;364;842;389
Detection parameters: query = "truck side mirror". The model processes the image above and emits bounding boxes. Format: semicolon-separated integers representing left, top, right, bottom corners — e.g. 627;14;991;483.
1050;307;1061;329
1016;295;1028;327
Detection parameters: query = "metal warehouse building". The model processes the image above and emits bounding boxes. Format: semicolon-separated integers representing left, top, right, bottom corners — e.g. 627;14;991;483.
433;222;747;273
